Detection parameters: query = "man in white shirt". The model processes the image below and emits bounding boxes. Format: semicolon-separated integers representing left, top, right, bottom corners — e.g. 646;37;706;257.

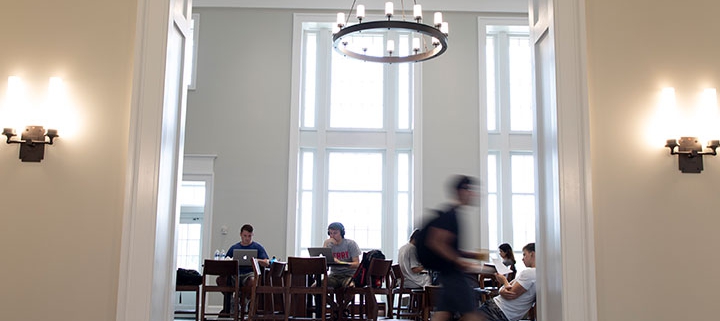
398;229;431;288
478;243;536;321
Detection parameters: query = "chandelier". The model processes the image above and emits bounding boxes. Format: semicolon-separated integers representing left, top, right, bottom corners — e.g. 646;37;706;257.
332;1;449;63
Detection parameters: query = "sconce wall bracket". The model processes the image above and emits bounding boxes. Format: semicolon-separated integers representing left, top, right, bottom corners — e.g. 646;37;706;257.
2;126;58;162
665;137;720;173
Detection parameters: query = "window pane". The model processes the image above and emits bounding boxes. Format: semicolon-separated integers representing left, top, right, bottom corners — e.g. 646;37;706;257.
330;38;384;129
303;32;317;128
302;151;314;190
511;195;535;249
398;152;409;192
397;192;409;247
487;153;498;193
398;62;411;129
397;151;412;248
511;154;534;193
176;223;202;271
328;192;382;249
328;152;383;191
300;191;313;248
486;35;497;131
488;194;498;250
179;181;205;206
509;35;532;131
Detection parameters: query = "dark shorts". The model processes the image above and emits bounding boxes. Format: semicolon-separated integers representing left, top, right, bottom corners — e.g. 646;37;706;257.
435;269;477;314
478;299;509;321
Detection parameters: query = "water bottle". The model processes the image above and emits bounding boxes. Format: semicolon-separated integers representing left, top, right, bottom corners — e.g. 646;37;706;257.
220;249;226;259
270;256;277;264
214;249;220;260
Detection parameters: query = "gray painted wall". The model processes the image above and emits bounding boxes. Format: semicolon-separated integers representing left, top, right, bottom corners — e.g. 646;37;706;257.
185;8;513;258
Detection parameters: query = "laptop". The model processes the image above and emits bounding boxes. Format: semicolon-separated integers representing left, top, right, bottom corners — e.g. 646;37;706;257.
232;249;258;266
307;247;334;264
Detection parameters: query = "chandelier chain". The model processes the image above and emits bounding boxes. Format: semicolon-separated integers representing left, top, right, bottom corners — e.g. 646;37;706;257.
345;0;358;25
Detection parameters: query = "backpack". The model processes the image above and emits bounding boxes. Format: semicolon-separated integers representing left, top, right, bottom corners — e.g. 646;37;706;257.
415;209;448;271
176;268;202;286
351;249;386;287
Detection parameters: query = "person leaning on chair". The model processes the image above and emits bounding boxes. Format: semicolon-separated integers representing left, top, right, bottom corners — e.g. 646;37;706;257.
477;243;536;321
398;229;431;288
218;224;271;316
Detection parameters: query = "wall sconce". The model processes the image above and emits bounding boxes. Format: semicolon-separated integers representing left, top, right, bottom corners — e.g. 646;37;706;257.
2;126;58;162
1;76;67;162
665;137;720;173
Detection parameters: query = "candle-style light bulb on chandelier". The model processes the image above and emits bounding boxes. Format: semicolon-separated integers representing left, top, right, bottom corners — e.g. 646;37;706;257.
333;0;449;63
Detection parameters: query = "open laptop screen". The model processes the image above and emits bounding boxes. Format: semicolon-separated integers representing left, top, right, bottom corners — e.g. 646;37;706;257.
232;249;258;266
307;247;334;263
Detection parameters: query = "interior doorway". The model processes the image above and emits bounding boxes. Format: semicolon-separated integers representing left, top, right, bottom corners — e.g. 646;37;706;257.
174;155;216;316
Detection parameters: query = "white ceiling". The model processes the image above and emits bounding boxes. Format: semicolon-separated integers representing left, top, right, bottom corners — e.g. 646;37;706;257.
193;0;527;13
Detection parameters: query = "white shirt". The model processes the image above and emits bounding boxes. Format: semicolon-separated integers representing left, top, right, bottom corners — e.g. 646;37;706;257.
494;267;536;321
397;242;431;288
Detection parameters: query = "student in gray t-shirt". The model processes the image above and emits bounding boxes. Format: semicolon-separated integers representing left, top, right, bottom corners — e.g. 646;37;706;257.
398;229;431;288
322;222;361;288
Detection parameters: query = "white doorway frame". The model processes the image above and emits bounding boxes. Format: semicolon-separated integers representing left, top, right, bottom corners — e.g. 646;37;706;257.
182;154;217;262
116;1;596;321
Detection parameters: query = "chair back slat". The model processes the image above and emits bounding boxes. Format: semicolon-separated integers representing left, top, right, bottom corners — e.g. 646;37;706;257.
203;259;239;277
287;256;327;275
366;258;393;287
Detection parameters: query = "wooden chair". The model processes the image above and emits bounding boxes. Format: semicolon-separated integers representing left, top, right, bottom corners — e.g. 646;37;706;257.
389;264;423;320
200;259;240;321
285;257;329;321
248;257;287;321
476;272;500;303
342;258;393;321
420;285;441;321
175;284;200;321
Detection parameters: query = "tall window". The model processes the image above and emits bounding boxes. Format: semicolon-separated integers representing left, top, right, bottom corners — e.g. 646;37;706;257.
483;21;536;268
292;17;417;259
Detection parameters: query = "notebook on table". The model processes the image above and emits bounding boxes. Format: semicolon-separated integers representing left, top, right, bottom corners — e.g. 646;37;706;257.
232;249;258;266
307;247;335;264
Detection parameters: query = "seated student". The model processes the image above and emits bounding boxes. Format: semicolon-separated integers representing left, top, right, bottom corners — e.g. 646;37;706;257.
219;224;270;315
478;243;536;321
398;229;431;288
323;222;361;288
498;243;517;281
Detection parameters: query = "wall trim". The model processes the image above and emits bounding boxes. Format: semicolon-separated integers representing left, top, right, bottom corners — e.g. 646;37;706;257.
116;0;172;320
553;0;598;320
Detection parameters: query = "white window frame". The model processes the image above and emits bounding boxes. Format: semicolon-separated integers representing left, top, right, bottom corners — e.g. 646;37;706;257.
478;16;536;260
287;13;422;260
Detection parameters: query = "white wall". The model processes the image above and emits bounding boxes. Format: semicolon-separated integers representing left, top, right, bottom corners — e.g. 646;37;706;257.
185;8;294;258
586;1;720;320
185;8;520;258
0;1;137;320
